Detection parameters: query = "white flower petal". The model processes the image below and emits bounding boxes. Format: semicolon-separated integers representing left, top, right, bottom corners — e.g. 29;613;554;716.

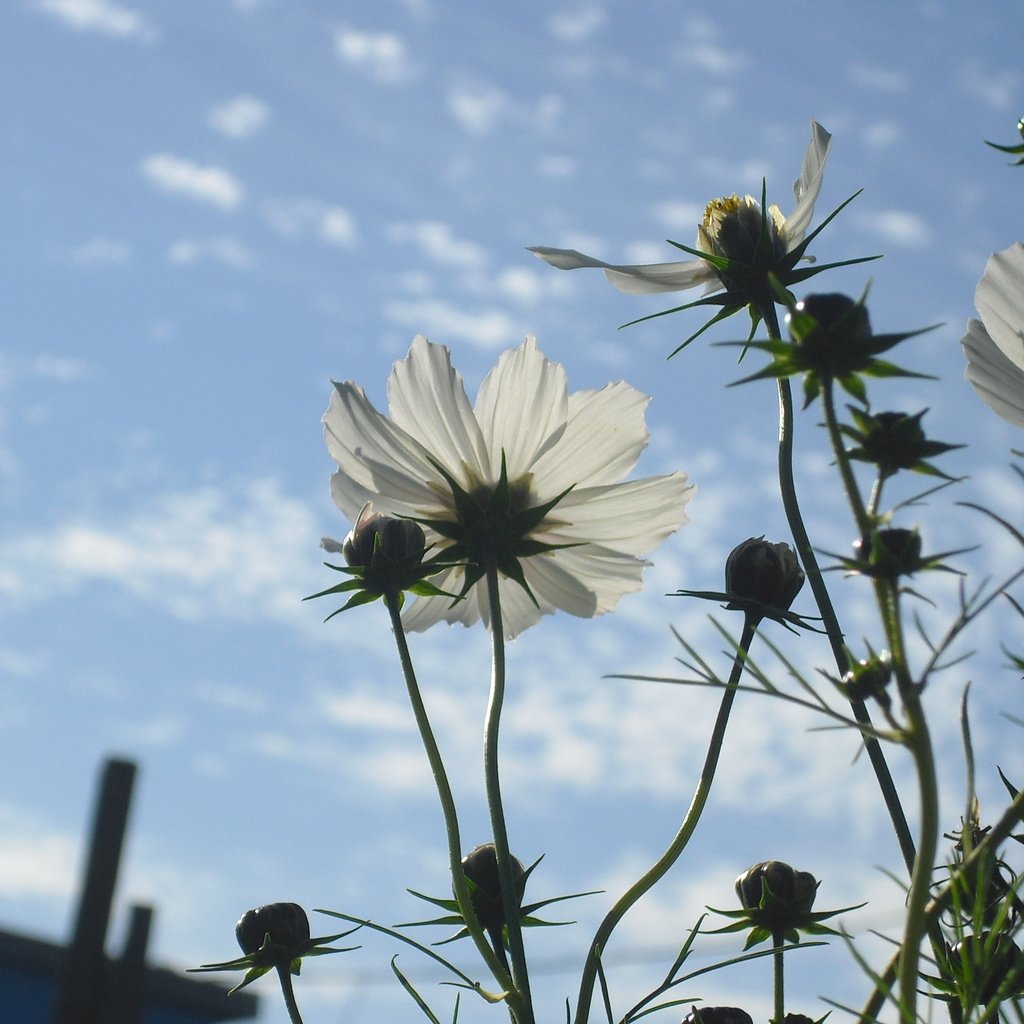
474;337;569;479
527;246;715;295
782;120;832;249
962;317;1024;429
530;381;651;492
974;242;1024;370
550;473;695;556
324;382;443;519
387;335;490;485
540;544;648;613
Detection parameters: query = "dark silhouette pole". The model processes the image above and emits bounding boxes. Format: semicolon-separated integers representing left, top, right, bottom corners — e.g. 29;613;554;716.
52;757;137;1024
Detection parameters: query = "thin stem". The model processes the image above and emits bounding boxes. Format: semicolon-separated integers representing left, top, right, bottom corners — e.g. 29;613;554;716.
384;590;512;993
764;296;916;878
574;617;758;1024
483;560;535;1024
276;964;305;1024
772;930;785;1024
820;382;871;536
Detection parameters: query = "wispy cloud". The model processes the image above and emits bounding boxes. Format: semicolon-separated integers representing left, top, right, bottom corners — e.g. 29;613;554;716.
140;154;243;210
847;63;911;93
447;82;507;135
854;208;933;249
36;0;157;42
385;220;487;268
262;198;359;247
334;27;414;84
67;235;132;267
382;298;521;350
548;6;607;43
208;94;269;139
167;236;256;269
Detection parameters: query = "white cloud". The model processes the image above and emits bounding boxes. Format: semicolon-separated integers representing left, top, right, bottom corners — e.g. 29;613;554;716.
0;805;79;902
386;220;487;268
32;354;90;381
537;154;576;178
856;208;933;249
383;298;521;350
208;94;269;139
262;199;359;247
685;41;746;75
68;236;132;266
140;154;243;210
548;6;606;42
0;479;317;623
447;82;506;135
167;236;256;268
36;0;157;42
334;27;413;83
847;64;911;93
654;200;702;231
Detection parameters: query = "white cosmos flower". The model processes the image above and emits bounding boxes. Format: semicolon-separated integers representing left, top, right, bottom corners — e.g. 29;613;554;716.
527;119;832;297
961;242;1024;428
323;335;695;639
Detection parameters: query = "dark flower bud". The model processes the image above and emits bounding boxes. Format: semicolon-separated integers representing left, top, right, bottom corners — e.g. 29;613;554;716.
735;861;819;934
788;293;872;344
841;652;892;704
342;504;425;568
461;843;525;935
948;932;1024;1003
725;537;805;621
853;528;923;580
682;1007;754;1024
841;409;961;480
235;903;310;961
782;1015;817;1024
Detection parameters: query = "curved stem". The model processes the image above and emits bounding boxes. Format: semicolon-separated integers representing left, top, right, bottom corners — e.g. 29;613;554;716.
276;964;305;1024
482;561;535;1024
574;617;758;1024
764;297;916;878
384;590;512;993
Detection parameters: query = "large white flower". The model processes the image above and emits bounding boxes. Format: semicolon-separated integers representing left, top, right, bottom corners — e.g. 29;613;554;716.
323;336;694;639
528;120;832;297
961;242;1024;428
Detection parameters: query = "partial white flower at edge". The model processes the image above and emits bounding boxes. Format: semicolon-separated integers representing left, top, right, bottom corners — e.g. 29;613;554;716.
961;242;1024;428
323;336;695;639
528;119;831;296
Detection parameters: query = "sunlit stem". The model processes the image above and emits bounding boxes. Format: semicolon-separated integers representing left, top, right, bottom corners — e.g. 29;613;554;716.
573;616;758;1024
762;300;917;878
771;929;785;1024
819;381;871;535
383;589;513;994
276;964;305;1024
483;559;535;1024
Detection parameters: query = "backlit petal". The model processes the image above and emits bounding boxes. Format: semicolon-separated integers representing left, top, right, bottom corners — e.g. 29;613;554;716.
528;246;715;294
962;318;1024;429
474;337;568;480
782;120;831;248
975;242;1024;370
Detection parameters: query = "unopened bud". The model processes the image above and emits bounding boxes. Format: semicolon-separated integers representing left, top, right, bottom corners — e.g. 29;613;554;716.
841;653;892;703
682;1008;754;1024
342;504;425;568
235;903;310;960
725;537;805;619
461;843;525;934
735;861;819;933
853;528;923;580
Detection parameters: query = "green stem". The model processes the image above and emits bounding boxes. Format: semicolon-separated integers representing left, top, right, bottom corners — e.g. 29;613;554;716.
819;382;871;536
276;964;305;1024
573;617;758;1024
763;298;916;878
860;783;1024;1023
384;590;512;993
772;929;785;1024
482;560;535;1024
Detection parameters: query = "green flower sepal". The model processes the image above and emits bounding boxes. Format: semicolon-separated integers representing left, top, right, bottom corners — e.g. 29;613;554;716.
305;503;463;620
828;528;971;585
189;902;360;994
986;117;1024;165
625;185;878;357
417;452;580;610
398;853;599;950
707;862;862;950
839;408;963;481
728;290;937;408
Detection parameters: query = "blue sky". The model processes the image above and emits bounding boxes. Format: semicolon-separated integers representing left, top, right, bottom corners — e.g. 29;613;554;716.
3;2;1024;1023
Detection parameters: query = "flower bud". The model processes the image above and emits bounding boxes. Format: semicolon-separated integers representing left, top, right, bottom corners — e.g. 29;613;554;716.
342;503;425;568
789;293;872;343
840;653;892;703
682;1007;754;1024
461;843;525;934
725;537;805;619
853;528;923;580
948;932;1024;1003
735;861;819;933
235;902;310;960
